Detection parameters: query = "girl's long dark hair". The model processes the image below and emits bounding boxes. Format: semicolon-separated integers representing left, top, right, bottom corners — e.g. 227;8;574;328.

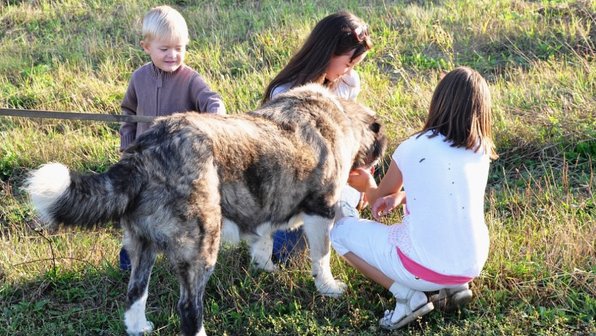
420;67;498;160
262;11;371;103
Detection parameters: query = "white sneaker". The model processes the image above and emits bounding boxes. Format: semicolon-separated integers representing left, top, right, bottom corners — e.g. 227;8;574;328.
379;289;434;330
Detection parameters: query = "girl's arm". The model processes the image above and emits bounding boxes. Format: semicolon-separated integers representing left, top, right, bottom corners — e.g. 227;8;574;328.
348;159;403;210
368;160;403;207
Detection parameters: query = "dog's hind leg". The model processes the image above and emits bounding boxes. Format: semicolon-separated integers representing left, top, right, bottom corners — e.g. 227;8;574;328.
172;158;221;336
124;235;158;336
169;221;220;336
302;214;347;297
173;257;215;336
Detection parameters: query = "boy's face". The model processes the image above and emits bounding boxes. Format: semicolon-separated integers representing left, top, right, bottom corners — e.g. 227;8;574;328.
141;37;187;73
325;49;367;82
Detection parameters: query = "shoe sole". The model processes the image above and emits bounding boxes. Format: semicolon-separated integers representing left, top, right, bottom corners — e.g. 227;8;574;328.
379;302;434;330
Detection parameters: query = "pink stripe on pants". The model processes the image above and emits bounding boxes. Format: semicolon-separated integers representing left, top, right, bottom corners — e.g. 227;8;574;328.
397;247;473;285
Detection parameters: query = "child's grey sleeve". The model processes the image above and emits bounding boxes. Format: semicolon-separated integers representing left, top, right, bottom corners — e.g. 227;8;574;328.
191;75;226;114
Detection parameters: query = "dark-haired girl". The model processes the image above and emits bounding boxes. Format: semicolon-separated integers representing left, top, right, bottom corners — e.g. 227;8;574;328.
264;11;373;263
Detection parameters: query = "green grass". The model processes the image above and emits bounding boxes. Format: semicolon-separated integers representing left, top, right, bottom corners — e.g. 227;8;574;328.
1;0;595;335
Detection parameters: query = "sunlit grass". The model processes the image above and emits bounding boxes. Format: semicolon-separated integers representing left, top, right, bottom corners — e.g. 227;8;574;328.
0;0;594;335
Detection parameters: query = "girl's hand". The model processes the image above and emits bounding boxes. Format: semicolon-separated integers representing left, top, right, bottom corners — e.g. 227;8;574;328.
348;167;376;193
371;191;406;220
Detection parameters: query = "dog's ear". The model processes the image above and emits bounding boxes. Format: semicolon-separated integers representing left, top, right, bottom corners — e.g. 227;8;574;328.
370;121;381;134
349;109;387;171
370;120;387;164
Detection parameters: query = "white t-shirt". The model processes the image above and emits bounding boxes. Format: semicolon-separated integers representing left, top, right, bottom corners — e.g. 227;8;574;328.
391;131;491;277
271;69;361;101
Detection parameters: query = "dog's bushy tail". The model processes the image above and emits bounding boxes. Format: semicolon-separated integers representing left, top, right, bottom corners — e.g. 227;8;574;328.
25;158;144;229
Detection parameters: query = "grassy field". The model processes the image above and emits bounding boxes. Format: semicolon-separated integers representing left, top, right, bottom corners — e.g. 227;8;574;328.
1;0;594;335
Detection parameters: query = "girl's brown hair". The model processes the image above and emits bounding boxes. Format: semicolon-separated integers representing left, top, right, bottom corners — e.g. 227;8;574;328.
420;66;498;159
262;11;371;103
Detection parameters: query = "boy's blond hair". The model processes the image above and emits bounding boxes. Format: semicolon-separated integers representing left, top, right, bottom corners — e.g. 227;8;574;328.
142;5;189;44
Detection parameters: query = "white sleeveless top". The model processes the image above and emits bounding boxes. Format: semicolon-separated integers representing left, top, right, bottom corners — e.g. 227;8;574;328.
389;131;491;277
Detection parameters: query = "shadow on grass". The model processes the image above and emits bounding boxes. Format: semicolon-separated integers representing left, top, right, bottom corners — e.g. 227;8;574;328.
2;239;594;335
1;260;131;335
0;244;386;336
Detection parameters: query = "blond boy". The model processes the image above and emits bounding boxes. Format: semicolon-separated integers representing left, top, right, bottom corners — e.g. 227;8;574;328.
118;4;225;284
119;5;225;150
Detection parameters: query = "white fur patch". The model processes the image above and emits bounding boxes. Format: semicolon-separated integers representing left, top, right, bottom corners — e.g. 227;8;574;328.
222;219;278;271
285;214;304;231
302;214;346;297
124;288;153;335
250;223;276;272
25;162;71;225
221;218;240;243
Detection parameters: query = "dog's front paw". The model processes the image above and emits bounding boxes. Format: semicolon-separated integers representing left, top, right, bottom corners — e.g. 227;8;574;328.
315;278;347;298
126;320;154;336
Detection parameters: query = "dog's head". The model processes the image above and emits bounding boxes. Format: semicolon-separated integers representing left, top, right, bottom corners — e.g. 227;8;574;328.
340;99;387;170
262;83;387;171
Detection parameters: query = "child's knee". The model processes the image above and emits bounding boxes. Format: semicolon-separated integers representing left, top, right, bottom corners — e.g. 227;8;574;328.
329;235;346;256
330;217;359;254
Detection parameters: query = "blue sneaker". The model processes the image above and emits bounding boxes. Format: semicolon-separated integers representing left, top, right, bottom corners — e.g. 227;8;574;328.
272;228;306;264
119;247;131;271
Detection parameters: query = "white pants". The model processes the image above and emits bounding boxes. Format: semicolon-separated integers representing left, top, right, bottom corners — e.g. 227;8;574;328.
330;217;444;292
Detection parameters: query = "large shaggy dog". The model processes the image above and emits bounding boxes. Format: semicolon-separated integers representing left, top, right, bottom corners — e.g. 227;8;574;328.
25;84;386;336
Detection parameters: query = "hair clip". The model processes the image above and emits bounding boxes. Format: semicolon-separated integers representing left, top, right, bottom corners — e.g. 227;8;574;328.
352;24;368;42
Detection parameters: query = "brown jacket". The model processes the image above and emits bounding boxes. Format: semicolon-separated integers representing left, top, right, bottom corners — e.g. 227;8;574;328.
119;62;225;150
